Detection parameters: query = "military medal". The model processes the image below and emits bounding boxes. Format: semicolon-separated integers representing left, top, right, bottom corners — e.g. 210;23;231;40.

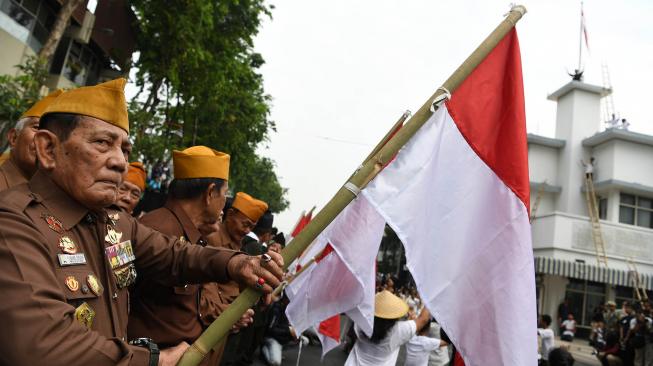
74;302;95;329
108;213;120;225
105;226;122;245
86;274;104;296
65;275;80;292
114;263;137;289
58;236;78;254
57;253;87;267
42;214;64;234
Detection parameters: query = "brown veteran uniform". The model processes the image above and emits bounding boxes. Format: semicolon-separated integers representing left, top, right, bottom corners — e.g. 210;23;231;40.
0;80;238;365
0;172;237;365
129;200;218;365
0;156;29;191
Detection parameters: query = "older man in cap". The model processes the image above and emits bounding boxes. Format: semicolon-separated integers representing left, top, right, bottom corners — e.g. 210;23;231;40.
116;162;147;215
200;192;268;365
0;79;284;366
129;146;252;365
0;89;62;190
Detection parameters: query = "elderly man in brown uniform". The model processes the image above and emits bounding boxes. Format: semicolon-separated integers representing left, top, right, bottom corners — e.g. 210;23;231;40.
129;146;252;365
201;192;268;365
0;89;62;190
0;79;284;366
116;162;147;215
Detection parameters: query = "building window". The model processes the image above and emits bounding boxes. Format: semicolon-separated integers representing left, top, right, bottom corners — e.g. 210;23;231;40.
0;0;56;52
619;193;653;229
615;285;653;307
598;197;608;220
49;37;100;86
565;279;606;327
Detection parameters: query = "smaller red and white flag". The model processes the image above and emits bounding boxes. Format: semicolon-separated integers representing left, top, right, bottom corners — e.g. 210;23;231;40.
581;2;590;51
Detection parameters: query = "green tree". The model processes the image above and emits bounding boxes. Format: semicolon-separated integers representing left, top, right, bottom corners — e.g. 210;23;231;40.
129;0;287;212
0;56;49;151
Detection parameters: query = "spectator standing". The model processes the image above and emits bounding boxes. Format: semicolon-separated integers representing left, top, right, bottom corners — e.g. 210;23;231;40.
345;290;431;366
404;320;447;366
561;314;577;342
538;315;556;364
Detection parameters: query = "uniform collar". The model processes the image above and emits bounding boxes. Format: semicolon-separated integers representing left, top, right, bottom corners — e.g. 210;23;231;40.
29;170;92;230
164;199;204;245
1;156;30;187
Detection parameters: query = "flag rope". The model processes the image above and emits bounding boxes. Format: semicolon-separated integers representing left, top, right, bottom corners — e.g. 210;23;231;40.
177;5;528;365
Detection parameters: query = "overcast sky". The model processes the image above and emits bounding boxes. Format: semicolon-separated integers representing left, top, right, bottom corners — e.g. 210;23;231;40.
251;0;652;232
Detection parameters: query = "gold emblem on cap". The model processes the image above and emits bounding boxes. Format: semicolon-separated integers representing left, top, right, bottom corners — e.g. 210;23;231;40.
86;274;104;296
74;302;95;329
105;227;122;245
65;275;80;292
58;236;78;254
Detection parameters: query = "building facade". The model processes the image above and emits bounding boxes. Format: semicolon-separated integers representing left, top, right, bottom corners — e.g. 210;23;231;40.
529;80;653;336
0;0;135;89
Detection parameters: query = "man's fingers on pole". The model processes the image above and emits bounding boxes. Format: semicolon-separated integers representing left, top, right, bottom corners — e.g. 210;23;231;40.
267;250;284;268
257;268;281;289
260;256;284;280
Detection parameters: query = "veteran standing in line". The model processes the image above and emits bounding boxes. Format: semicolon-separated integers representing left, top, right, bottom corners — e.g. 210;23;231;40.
0;89;62;190
200;192;268;365
116;162;147;215
129;146;253;365
0;79;284;366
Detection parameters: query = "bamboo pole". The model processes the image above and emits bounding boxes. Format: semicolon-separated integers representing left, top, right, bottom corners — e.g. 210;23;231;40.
177;5;527;365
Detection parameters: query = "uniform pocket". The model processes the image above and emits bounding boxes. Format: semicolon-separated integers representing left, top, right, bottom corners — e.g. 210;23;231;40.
54;268;99;301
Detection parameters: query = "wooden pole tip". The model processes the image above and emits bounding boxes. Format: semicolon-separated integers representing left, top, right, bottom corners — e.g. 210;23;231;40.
511;5;527;16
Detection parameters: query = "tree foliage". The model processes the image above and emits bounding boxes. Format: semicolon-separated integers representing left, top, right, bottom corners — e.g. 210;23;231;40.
0;56;49;151
130;0;288;212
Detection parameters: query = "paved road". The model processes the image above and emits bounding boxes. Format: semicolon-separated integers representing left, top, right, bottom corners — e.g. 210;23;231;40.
250;342;596;365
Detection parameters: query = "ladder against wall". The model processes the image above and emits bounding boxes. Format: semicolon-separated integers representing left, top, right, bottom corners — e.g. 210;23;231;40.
584;175;608;266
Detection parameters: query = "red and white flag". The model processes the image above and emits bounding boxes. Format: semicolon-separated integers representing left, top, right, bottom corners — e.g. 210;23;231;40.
286;28;536;365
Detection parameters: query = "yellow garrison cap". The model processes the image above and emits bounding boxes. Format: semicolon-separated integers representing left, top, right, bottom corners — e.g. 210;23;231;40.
374;290;409;319
232;192;268;222
173;145;230;180
42;78;129;132
21;89;64;119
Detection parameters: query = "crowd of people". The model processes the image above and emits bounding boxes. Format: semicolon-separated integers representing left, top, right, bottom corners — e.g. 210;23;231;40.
536;299;653;366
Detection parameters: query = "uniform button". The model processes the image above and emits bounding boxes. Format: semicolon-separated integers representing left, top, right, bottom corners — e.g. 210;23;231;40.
184;284;188;289
113;292;118;299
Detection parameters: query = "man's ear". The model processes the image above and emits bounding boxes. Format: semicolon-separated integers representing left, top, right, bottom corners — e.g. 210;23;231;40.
6;128;18;149
33;130;59;170
204;182;216;205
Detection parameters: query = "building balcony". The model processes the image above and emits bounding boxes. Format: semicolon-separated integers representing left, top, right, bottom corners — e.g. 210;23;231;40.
531;211;653;273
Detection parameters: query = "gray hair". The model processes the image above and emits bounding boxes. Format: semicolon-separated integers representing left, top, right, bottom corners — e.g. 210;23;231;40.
14;117;35;132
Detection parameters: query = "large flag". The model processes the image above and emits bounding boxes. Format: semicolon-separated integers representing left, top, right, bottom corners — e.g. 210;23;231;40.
286;28;536;365
363;29;535;365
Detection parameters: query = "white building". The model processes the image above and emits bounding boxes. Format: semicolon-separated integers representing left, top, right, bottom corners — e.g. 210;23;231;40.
529;79;653;336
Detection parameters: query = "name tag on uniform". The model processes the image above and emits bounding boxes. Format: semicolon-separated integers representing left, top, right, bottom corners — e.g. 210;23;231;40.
105;240;135;270
58;253;87;267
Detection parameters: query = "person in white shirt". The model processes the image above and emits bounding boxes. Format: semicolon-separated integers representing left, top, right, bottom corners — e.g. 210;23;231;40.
345;290;431;366
538;314;555;363
404;319;448;366
561;313;577;342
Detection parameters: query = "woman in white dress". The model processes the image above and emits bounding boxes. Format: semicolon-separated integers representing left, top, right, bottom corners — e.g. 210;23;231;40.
345;290;431;366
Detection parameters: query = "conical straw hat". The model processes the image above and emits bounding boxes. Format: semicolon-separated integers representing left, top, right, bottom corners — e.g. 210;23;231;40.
374;290;409;319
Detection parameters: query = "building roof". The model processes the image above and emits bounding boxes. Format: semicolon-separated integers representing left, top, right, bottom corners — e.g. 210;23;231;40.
547;80;611;101
527;134;566;149
582;128;653;148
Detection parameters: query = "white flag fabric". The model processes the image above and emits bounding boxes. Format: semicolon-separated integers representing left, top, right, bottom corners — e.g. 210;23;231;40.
285;28;536;365
363;29;536;365
285;195;385;355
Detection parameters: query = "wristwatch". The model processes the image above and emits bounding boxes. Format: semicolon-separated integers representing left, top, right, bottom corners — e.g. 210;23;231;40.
129;337;159;366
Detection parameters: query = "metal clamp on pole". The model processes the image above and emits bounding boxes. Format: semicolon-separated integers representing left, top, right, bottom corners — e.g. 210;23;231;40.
429;87;451;112
343;182;361;197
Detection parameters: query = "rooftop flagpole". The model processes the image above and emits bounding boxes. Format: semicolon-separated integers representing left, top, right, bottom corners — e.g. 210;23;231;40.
177;5;527;365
